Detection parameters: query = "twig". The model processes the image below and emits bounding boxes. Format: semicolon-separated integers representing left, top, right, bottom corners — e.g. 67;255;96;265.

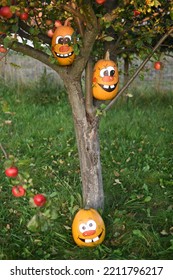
104;27;173;112
0;143;8;159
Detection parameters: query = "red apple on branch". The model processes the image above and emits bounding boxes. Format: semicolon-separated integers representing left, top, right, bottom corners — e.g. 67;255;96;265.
95;0;106;4
19;12;29;21
5;166;18;178
54;20;62;27
12;186;26;197
0;6;13;19
154;61;164;70
47;29;54;38
133;10;141;17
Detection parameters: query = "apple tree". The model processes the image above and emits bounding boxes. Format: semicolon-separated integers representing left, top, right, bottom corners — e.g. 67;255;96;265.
0;0;172;210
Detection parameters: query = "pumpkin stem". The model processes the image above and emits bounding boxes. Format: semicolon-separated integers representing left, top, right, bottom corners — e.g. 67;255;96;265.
64;17;73;26
84;206;91;210
104;50;110;60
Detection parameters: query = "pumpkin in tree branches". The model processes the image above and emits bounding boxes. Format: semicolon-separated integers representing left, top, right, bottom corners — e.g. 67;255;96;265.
51;18;75;66
92;51;119;100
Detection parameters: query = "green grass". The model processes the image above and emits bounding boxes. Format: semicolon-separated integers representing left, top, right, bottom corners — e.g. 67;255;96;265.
0;77;173;260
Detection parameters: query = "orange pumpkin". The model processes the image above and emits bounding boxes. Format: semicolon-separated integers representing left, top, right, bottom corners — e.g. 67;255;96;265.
92;51;119;100
72;208;105;247
51;18;75;66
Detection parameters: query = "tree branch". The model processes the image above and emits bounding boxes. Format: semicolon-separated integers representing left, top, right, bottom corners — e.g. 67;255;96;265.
69;5;98;79
104;27;173;112
19;21;51;45
85;58;95;117
10;41;64;75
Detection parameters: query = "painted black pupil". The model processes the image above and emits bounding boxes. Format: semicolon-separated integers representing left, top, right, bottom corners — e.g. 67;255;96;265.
58;37;71;44
82;226;86;230
110;70;115;76
64;37;71;44
89;223;93;227
104;70;109;76
58;38;64;44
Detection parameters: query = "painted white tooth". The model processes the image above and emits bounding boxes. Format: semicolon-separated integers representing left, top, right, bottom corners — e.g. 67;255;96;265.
69;52;72;56
93;236;99;242
64;54;68;57
60;54;64;57
103;85;109;89
110;85;115;89
85;239;92;243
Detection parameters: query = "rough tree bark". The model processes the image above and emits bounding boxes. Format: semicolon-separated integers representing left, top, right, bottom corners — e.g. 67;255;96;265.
65;79;104;209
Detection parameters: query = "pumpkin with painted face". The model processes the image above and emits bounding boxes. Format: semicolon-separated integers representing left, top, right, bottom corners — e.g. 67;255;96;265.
51;18;75;66
92;51;119;100
72;208;105;247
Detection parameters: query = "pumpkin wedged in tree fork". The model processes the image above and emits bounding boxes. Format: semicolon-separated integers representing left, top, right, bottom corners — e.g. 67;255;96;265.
92;51;119;100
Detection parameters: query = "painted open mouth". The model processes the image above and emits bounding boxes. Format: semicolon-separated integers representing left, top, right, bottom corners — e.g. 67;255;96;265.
54;51;74;58
78;230;104;244
98;81;118;92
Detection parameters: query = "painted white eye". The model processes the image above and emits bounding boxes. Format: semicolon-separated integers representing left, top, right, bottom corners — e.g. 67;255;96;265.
79;223;87;233
87;220;96;230
100;68;109;77
56;36;63;44
107;66;115;76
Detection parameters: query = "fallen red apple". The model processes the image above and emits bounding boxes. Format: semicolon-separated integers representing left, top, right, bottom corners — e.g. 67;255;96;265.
0;45;7;53
154;61;164;70
12;186;26;197
5;166;18;178
33;194;47;207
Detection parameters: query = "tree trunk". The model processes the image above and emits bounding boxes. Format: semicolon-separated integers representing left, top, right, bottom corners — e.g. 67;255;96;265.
65;78;104;210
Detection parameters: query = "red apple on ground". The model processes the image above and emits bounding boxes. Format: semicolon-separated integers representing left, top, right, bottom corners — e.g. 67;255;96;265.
5;166;18;178
33;194;47;207
0;6;13;19
154;61;164;70
12;186;26;197
0;45;7;53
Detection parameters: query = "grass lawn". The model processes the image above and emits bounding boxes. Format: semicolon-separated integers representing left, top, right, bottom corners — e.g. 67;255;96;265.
0;77;173;260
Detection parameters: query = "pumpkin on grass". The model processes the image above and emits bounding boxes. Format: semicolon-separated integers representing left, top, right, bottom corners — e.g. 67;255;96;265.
92;51;119;100
72;208;105;247
51;18;75;66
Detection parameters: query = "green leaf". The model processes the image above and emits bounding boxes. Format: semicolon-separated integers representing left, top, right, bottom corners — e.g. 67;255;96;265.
12;25;19;33
133;229;144;238
27;215;40;232
170;11;173;20
103;36;114;42
144;196;152;202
